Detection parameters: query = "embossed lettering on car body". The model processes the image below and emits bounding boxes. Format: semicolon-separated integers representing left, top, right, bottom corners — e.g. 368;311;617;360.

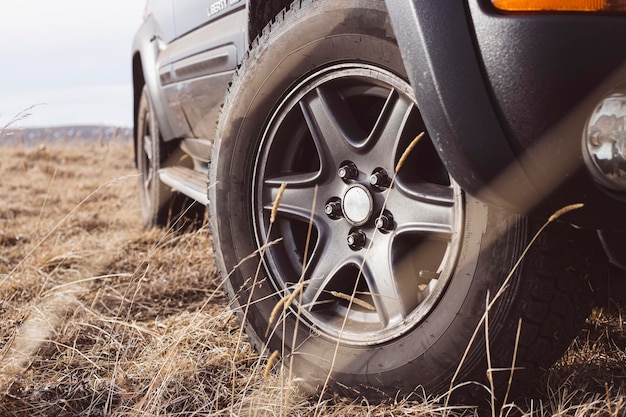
208;0;227;16
208;0;242;17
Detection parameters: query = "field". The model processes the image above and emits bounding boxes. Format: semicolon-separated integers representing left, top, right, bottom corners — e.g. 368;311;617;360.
1;137;626;416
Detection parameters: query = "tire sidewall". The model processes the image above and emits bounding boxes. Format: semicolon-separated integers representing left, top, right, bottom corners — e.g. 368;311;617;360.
137;88;159;227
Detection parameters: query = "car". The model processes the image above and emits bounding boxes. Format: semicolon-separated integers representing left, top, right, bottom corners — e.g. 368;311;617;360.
132;0;626;406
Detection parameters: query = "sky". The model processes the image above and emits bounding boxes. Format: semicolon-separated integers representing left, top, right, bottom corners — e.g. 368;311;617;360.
0;1;146;128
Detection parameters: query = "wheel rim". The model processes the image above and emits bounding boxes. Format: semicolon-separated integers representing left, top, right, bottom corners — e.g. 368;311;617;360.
253;64;464;345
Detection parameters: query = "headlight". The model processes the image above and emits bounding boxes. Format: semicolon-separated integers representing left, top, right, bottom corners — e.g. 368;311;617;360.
583;93;626;192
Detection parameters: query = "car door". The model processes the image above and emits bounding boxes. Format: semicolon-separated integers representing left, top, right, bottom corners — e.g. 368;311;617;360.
174;0;246;37
156;0;248;142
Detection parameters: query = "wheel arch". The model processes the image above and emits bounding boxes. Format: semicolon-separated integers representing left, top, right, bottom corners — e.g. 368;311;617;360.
132;52;145;168
384;0;540;213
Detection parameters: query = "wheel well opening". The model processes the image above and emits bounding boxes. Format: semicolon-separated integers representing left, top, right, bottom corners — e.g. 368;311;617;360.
132;53;145;168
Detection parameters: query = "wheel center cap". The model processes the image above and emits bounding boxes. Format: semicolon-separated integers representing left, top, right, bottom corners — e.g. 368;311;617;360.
342;184;374;226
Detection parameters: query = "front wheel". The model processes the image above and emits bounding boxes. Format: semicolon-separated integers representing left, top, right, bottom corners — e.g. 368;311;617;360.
209;0;595;403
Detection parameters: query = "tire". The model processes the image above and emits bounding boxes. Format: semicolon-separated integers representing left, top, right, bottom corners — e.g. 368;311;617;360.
136;87;202;228
209;0;595;404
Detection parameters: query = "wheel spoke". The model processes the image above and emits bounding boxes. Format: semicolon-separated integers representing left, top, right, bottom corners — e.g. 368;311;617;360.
300;87;365;177
264;172;320;187
300;227;353;310
386;185;456;235
143;135;153;161
368;90;415;158
142;133;155;193
403;183;455;205
144;172;152;190
263;182;319;223
361;251;409;326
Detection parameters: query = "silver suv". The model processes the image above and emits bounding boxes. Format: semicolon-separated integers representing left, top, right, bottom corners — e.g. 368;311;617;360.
132;0;626;405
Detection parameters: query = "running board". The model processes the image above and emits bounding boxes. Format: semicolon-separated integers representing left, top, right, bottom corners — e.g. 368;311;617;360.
158;167;209;206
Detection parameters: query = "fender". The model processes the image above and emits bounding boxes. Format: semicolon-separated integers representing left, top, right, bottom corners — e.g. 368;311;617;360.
132;16;185;145
386;0;626;229
384;0;539;214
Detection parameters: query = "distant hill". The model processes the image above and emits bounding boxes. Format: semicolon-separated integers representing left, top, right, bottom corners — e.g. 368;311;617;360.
0;125;132;146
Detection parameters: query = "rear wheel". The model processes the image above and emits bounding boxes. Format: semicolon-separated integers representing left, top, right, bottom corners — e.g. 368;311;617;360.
136;87;203;228
136;87;175;227
209;0;596;403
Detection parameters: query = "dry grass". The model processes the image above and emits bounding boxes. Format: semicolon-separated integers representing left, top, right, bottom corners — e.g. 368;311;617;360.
0;138;625;416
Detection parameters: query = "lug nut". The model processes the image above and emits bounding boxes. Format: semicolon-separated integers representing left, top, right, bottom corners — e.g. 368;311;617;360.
375;212;394;232
369;169;391;189
347;230;367;250
338;162;359;181
324;200;342;219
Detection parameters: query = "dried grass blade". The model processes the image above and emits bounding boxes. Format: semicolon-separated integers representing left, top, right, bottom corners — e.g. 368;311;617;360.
395;132;424;173
264;351;280;378
548;202;584;223
271;183;287;224
330;291;375;311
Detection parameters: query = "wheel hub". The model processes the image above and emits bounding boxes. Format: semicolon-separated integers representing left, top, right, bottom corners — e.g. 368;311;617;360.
342;184;374;226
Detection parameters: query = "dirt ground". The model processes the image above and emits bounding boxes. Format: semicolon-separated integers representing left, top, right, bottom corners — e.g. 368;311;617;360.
0;139;625;416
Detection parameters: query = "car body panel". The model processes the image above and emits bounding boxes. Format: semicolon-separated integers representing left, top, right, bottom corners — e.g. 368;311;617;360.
468;0;626;226
387;0;626;228
133;0;248;151
385;0;540;212
174;0;246;37
132;13;183;141
147;0;176;43
163;7;247;139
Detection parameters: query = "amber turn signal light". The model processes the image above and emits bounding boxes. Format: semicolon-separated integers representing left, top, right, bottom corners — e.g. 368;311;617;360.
492;0;625;12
